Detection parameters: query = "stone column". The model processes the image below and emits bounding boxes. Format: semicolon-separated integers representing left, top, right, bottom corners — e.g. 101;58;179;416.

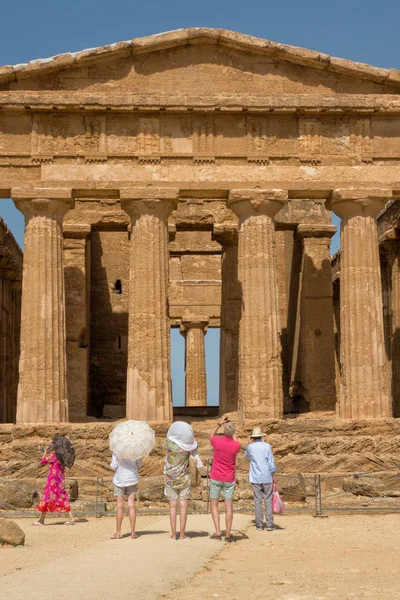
180;314;208;407
228;189;288;422
212;224;240;415
330;188;391;418
296;224;337;411
63;224;91;422
120;188;178;421
391;242;400;418
12;188;73;423
0;248;21;423
381;234;400;417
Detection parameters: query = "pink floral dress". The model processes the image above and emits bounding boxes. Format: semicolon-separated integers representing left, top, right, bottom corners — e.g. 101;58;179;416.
36;453;71;513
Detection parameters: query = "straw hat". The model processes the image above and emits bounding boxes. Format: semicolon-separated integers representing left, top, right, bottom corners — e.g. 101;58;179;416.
249;426;266;438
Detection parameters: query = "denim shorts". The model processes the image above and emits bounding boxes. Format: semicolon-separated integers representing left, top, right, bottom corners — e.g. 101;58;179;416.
209;479;236;500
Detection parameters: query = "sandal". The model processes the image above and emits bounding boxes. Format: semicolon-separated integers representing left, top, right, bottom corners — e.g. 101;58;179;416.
210;533;222;540
111;533;121;539
32;521;44;527
179;536;191;542
64;521;75;526
130;533;138;539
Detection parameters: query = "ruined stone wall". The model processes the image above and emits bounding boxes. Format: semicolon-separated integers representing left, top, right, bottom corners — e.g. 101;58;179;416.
0;217;22;423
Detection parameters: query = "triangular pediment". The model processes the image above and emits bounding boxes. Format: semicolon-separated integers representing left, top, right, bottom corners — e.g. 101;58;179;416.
1;28;400;96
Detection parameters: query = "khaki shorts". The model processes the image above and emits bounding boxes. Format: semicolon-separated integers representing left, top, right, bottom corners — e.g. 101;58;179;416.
209;479;236;500
164;483;191;500
113;484;137;497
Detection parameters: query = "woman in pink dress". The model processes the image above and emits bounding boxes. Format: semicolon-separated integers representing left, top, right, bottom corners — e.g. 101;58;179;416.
33;434;76;526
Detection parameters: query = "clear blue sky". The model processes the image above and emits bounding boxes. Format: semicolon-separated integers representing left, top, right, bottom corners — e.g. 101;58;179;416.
1;0;398;405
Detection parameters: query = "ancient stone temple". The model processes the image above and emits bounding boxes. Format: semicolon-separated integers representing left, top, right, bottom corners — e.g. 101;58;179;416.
0;28;399;424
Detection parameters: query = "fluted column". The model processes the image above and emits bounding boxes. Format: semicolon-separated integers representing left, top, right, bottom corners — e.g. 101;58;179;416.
381;235;400;417
228;189;287;422
120;188;178;421
180;314;208;407
212;224;240;415
330;188;391;418
12;188;73;423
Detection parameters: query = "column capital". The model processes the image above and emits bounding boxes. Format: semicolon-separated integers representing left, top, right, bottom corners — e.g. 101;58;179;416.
12;187;74;218
180;314;209;335
120;187;179;220
297;224;337;239
228;189;288;220
329;188;391;220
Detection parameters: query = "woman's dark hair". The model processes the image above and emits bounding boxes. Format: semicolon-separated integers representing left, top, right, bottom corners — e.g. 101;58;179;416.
52;435;75;469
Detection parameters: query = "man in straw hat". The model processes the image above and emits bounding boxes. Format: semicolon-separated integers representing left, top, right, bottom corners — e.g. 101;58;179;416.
245;426;277;531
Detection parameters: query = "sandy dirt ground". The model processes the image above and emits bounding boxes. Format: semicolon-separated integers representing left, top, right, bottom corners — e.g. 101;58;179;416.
0;512;251;600
167;513;400;600
1;513;400;600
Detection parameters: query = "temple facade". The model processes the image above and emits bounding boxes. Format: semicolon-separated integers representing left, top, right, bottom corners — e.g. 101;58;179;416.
0;28;399;423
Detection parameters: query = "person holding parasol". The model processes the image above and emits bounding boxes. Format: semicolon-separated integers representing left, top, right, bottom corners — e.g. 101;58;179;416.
109;420;156;539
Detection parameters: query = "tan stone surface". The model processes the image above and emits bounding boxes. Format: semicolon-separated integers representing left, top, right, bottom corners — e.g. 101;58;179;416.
296;224;337;411
12;189;73;423
213;224;240;414
0;217;22;423
180;314;208;407
331;189;391;418
121;189;178;421
228;189;287;421
0;518;25;546
63;226;90;422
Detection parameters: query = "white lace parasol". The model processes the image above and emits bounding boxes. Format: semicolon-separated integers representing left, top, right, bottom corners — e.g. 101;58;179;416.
109;420;156;461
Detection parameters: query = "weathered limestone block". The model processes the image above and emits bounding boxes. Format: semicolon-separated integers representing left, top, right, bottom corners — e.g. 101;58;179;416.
120;188;178;421
12;188;73;424
137;475;165;501
180;314;208;407
0;479;39;508
228;189;287;421
330;189;391;418
0;518;25;546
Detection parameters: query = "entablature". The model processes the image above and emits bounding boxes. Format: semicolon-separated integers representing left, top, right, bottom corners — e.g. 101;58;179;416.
2;92;400;113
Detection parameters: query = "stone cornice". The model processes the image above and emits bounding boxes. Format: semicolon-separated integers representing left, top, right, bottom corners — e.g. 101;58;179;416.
0;28;400;88
2;92;400;113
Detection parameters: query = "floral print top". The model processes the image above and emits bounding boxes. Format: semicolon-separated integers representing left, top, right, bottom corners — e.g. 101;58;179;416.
164;440;190;490
36;452;71;513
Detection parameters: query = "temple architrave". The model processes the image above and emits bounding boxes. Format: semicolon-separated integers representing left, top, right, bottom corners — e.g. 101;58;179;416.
0;28;399;425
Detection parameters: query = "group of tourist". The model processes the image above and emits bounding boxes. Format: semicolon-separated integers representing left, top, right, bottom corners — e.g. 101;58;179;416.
33;416;278;541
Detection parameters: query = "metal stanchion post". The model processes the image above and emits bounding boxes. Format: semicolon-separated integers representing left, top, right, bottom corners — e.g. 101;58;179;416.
318;474;323;516
314;474;319;516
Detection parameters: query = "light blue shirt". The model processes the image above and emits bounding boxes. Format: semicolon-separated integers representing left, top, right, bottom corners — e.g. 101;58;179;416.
244;440;276;484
